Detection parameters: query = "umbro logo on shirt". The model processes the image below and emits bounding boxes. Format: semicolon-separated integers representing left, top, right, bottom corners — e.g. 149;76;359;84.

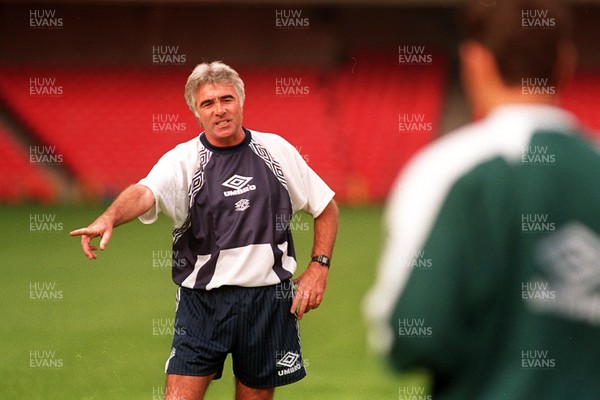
222;174;257;197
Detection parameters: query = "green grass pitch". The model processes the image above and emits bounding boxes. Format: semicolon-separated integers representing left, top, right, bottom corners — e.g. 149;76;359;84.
0;204;428;399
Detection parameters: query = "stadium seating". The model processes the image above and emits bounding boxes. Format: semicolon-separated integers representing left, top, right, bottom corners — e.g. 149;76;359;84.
3;62;598;204
239;66;348;199
3;62;599;203
0;67;201;199
0;122;55;203
334;50;447;201
0;57;447;203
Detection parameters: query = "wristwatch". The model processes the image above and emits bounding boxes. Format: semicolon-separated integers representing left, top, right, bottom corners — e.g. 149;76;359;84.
311;255;331;268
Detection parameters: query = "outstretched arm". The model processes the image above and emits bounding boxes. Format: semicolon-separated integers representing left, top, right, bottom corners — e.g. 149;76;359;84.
70;184;155;259
292;199;338;320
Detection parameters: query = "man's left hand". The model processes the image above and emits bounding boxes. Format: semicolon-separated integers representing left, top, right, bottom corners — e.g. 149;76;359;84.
291;263;329;320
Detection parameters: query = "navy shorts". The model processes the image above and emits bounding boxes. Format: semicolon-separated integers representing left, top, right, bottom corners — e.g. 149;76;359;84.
165;281;306;388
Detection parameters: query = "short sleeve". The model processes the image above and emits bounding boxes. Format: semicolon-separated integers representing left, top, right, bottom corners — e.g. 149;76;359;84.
137;141;196;228
286;143;335;218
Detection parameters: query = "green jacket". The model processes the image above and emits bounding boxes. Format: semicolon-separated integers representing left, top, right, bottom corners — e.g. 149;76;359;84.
366;105;600;399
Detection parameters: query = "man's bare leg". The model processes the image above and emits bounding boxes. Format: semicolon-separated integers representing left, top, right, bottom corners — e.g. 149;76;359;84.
165;373;217;400
235;378;274;400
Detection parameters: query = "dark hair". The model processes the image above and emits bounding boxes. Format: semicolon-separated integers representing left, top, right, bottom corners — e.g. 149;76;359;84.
462;0;573;86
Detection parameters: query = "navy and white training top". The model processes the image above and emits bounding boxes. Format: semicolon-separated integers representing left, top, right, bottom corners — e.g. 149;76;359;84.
138;128;334;290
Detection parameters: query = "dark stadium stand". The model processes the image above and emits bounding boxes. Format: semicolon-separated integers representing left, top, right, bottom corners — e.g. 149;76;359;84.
0;0;598;205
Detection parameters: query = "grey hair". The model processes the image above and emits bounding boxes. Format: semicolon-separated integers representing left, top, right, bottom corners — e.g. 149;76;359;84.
184;61;245;118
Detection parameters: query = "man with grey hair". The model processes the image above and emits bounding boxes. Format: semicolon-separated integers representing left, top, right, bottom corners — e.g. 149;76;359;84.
71;61;338;400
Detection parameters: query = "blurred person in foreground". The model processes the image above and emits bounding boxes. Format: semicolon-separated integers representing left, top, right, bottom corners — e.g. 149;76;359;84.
364;0;600;398
71;61;338;400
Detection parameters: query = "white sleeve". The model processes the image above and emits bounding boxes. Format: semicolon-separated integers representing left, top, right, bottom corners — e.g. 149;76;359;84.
137;144;192;227
362;181;414;355
362;125;486;355
285;144;335;218
362;155;448;355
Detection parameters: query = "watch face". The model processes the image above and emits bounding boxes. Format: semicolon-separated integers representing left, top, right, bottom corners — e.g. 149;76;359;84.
313;255;330;266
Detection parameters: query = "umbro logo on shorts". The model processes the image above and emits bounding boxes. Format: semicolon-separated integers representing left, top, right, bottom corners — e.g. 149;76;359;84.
222;174;257;197
276;351;302;376
276;351;299;368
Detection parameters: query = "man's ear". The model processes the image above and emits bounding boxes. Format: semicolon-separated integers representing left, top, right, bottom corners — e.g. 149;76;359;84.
459;40;505;118
459;40;499;84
